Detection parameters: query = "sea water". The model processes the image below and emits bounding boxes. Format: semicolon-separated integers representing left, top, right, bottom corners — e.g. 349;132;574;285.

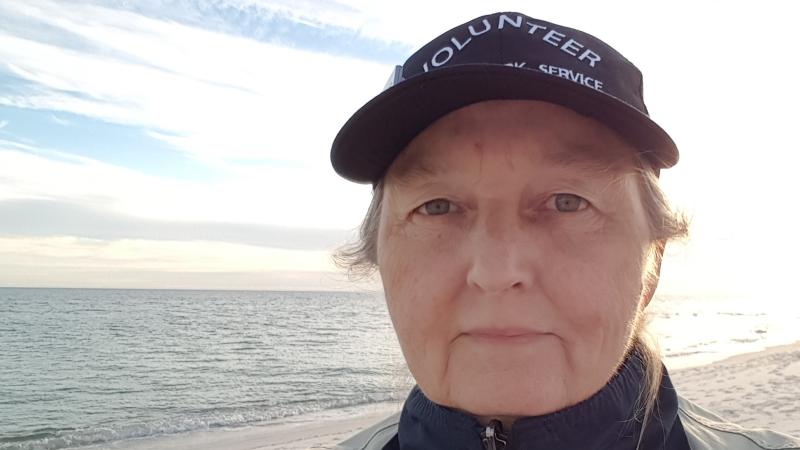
1;288;797;450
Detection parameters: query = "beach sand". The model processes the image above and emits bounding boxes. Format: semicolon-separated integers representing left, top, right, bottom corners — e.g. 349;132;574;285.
670;341;800;437
107;342;800;450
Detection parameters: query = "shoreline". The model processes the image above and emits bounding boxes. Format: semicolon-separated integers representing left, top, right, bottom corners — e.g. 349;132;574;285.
664;337;800;371
103;402;402;450
87;341;800;450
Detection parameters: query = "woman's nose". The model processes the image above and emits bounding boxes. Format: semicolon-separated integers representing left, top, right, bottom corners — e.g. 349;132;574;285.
465;221;534;294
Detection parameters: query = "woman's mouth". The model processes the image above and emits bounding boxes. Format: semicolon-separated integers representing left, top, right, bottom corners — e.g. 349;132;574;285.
465;328;549;343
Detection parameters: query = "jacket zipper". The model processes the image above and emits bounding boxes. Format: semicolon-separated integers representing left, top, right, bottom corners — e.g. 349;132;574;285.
481;419;508;450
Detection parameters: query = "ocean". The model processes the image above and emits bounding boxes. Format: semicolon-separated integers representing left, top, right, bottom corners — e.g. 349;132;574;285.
1;288;798;450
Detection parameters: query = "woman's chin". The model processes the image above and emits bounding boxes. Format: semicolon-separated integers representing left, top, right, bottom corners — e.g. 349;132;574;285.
423;365;579;419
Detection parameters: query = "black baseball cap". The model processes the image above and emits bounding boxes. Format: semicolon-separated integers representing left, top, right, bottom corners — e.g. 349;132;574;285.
331;12;679;184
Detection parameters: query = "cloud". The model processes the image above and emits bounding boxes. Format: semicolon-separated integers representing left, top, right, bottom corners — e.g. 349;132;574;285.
75;0;412;62
0;119;7;129
0;198;349;250
49;114;72;126
0;264;358;290
0;235;373;290
3;0;796;176
0;236;333;271
1;0;798;294
0;145;372;231
0;0;393;168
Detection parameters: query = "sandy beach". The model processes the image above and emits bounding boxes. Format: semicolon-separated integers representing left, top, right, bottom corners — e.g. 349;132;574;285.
670;341;800;438
103;342;800;450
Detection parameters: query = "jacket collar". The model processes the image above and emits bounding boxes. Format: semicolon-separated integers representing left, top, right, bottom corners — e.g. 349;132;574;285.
397;347;690;450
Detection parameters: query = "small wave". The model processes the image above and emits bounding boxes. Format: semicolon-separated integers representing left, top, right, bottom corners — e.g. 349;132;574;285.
685;340;718;349
717;312;767;317
0;395;400;450
0;429;66;445
665;350;704;358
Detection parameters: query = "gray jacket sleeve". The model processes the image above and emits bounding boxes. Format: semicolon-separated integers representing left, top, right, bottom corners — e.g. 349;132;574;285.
677;396;800;450
335;412;400;450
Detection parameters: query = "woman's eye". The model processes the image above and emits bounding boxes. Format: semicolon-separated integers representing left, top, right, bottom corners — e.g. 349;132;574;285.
550;193;588;212
416;199;456;216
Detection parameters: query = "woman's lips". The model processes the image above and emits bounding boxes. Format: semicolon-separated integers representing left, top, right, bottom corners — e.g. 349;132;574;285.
465;328;548;343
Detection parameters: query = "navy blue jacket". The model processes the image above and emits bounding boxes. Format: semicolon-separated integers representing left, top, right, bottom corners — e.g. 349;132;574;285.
393;350;690;450
338;349;800;450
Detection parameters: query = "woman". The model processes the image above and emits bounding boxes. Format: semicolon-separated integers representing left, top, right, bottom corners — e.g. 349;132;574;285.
330;12;800;450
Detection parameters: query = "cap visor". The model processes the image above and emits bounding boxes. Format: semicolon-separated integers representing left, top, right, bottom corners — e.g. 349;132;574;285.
331;64;678;183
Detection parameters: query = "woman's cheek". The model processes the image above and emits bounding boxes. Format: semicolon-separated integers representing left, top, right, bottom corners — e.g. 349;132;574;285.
548;241;646;352
395;217;467;264
383;220;465;314
380;218;462;309
380;230;462;387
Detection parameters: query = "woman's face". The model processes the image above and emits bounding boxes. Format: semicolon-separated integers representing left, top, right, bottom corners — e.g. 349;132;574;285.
377;100;657;420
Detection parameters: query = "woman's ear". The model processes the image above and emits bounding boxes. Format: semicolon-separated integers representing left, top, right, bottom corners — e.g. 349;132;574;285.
641;239;666;308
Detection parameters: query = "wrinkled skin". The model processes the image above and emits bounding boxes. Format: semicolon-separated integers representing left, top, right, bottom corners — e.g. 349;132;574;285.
377;100;660;426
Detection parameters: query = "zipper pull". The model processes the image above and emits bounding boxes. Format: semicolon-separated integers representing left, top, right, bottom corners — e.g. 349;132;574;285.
481;419;508;450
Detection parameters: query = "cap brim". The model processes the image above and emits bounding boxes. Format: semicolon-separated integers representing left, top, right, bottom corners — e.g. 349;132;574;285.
331;64;678;183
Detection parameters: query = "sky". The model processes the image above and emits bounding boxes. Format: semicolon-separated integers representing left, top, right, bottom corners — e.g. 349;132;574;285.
0;0;798;297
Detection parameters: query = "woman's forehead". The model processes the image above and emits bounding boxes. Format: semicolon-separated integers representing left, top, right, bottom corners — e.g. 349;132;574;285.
386;100;637;184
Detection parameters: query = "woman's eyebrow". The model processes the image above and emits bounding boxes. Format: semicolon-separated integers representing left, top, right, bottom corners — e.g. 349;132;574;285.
542;144;629;176
388;155;449;186
389;144;631;186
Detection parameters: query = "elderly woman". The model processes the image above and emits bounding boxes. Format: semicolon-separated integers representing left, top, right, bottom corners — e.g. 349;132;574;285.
330;12;800;450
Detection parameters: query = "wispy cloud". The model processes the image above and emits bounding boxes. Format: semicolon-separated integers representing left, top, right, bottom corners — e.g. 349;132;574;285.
0;145;369;229
0;236;361;290
80;0;413;62
1;0;798;292
0;0;393;169
0;198;349;251
0;1;386;237
49;114;71;126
